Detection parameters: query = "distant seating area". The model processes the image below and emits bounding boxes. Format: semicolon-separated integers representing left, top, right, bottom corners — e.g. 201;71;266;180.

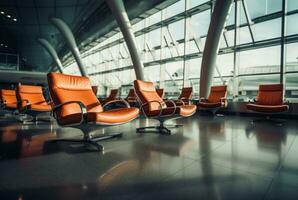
197;85;228;115
134;80;196;134
17;85;52;122
1;89;18;110
99;89;119;106
246;84;289;124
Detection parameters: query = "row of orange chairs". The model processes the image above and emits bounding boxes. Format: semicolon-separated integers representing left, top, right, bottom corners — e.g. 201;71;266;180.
0;85;52;122
0;73;290;151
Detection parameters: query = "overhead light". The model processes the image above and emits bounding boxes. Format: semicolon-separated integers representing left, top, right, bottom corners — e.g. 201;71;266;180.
7;14;11;18
5;45;8;48
13;18;17;21
0;11;4;15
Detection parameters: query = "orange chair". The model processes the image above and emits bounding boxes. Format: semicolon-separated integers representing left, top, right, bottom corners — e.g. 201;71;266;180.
1;89;18;111
17;85;52;122
156;88;164;99
125;89;137;107
197;85;228;115
167;87;193;106
246;84;289;124
100;89;119;106
47;73;139;151
134;80;196;134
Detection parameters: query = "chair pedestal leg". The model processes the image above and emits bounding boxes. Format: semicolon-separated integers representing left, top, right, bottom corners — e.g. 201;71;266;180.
137;121;172;135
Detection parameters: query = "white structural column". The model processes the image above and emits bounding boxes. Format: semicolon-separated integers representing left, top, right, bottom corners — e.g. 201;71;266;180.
199;0;233;98
50;18;87;77
38;38;64;73
106;0;145;80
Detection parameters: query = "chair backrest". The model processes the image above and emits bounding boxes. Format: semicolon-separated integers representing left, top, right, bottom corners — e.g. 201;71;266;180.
178;87;193;100
17;85;47;108
105;89;118;101
134;80;164;112
126;89;136;100
156;88;164;98
256;84;283;105
208;85;227;103
1;89;17;106
91;86;98;96
47;73;103;119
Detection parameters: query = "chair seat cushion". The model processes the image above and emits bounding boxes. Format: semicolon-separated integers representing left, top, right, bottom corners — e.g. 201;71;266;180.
30;103;52;111
58;107;139;125
246;104;289;113
89;107;139;124
147;105;196;117
197;101;222;108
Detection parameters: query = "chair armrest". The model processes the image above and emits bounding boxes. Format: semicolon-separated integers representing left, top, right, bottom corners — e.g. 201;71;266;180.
199;97;207;102
283;98;290;104
220;97;228;107
248;98;257;103
19;99;31;111
140;100;163;118
52;101;87;126
179;97;189;105
103;99;130;109
163;99;177;116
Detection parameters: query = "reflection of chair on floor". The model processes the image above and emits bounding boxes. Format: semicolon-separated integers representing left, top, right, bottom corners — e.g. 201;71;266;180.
125;89;137;107
246;84;289;125
17;85;52;123
198;118;226;140
197;85;228;115
100;89;119;106
48;73;139;151
156;88;164;99
134;80;196;134
245;124;286;162
134;134;196;156
1;89;18;114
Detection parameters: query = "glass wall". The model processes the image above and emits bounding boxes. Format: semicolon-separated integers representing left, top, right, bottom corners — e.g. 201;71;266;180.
63;0;298;101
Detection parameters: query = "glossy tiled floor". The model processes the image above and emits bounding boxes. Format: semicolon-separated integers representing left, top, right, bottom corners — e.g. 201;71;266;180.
0;113;298;200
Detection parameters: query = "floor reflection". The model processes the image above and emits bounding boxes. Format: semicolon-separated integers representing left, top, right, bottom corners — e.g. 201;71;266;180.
0;115;297;200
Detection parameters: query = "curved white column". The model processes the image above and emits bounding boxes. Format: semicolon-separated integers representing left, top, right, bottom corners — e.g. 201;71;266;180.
106;0;145;80
50;18;87;77
38;38;63;73
199;0;233;97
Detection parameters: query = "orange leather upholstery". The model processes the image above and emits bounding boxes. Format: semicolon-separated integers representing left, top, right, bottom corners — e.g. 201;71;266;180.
156;88;164;99
1;89;18;109
101;89;118;105
47;73;139;126
246;84;289;113
17;85;51;111
198;85;227;109
178;87;193;100
134;80;196;117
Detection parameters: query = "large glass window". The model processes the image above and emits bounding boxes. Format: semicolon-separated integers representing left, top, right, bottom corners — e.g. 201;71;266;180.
63;0;298;103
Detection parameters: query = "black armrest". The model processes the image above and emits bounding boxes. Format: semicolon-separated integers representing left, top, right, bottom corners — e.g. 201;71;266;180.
52;101;87;126
248;98;257;103
19;99;30;111
102;99;130;109
163;99;178;116
140;100;163;118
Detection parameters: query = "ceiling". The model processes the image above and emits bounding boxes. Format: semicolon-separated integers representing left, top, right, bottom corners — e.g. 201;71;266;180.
0;0;171;73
